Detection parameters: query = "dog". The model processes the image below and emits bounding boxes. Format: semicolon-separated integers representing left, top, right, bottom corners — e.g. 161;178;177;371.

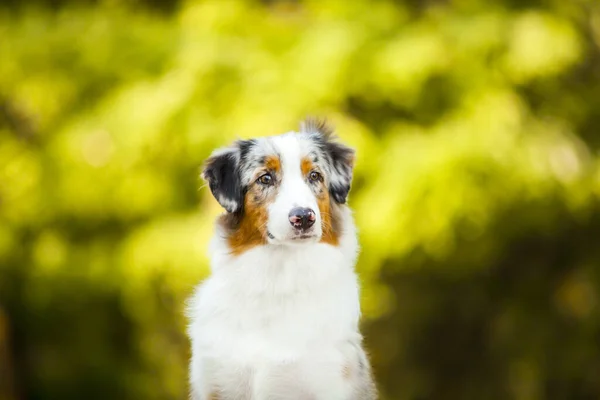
187;119;376;399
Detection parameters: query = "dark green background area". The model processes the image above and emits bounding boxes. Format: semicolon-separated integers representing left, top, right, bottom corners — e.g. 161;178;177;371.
1;0;600;399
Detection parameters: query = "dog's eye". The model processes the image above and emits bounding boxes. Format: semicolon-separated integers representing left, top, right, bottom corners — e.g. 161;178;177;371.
309;171;322;182
257;173;273;185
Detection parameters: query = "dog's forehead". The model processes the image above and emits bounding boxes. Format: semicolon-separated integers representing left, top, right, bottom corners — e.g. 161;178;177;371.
246;132;320;164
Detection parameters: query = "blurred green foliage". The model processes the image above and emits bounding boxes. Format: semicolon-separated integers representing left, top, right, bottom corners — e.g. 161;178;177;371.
1;0;600;399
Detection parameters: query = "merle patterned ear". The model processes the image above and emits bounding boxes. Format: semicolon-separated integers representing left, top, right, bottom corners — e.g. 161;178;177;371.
201;146;243;213
325;141;355;204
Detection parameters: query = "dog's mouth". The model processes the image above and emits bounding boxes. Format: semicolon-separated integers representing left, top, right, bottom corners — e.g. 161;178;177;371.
266;231;319;243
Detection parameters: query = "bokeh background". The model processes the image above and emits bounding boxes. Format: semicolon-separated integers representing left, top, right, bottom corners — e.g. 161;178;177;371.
2;0;600;399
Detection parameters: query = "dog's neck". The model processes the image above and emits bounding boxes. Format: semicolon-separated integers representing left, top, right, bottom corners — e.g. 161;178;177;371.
207;206;359;296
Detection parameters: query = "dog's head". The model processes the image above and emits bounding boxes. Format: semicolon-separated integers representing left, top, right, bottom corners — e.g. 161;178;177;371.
202;119;355;255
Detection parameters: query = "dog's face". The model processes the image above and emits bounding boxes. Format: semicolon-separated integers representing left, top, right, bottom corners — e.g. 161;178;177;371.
202;119;355;255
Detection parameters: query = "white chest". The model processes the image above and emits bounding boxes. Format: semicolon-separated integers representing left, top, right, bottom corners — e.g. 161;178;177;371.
187;248;363;400
188;249;361;363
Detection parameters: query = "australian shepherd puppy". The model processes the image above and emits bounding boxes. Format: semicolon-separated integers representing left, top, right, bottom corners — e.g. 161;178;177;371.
187;119;376;399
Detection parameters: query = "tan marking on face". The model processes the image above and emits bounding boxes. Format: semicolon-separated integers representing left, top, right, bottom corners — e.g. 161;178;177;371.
226;187;269;256
301;156;314;176
318;189;340;246
264;155;281;173
300;157;341;246
208;392;219;400
223;157;281;256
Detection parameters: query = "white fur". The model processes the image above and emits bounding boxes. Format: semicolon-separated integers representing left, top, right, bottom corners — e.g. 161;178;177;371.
187;132;374;399
266;134;323;244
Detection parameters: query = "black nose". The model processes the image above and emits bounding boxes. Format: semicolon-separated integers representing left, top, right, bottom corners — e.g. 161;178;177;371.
288;207;316;230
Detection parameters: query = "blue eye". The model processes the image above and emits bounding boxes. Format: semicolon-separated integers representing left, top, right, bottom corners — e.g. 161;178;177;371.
258;173;273;185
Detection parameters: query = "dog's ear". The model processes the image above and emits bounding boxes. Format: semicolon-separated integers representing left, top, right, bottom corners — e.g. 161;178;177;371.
201;145;244;213
325;140;355;204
